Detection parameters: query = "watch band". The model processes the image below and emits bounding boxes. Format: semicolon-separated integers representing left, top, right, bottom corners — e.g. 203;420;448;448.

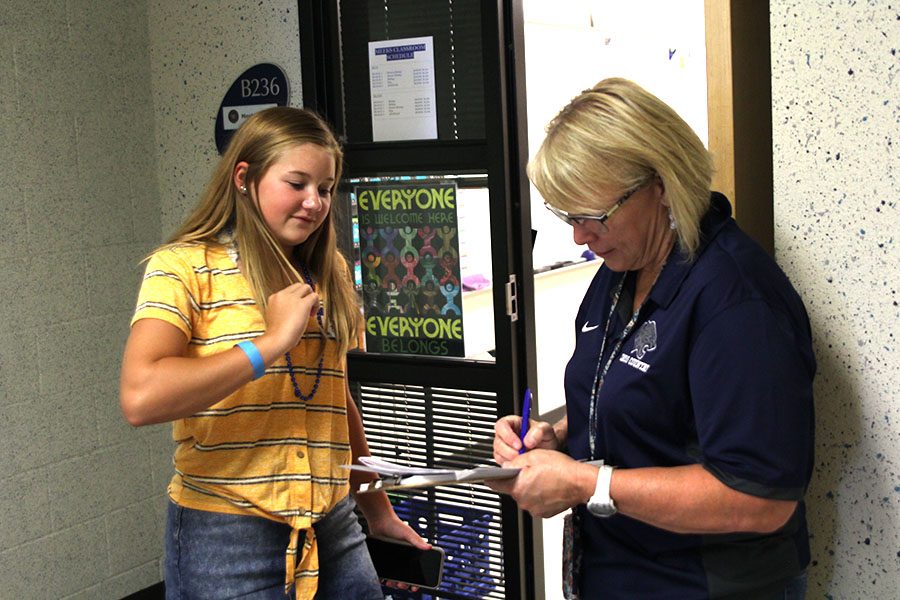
587;464;617;517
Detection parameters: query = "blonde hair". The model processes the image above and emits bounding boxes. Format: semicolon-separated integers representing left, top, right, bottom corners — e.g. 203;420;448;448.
155;106;360;358
529;78;713;259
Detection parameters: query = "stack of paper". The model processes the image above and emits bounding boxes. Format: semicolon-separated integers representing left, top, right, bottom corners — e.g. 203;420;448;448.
345;456;520;493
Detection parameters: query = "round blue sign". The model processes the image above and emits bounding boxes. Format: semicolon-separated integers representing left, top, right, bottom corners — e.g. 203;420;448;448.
215;63;290;154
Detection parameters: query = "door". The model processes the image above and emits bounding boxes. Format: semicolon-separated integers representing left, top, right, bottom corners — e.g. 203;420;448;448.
300;2;536;599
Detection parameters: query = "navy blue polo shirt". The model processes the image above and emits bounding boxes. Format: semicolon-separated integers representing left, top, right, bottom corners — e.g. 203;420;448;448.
565;193;815;599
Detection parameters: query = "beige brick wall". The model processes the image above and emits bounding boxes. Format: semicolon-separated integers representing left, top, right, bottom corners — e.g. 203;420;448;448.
0;1;301;597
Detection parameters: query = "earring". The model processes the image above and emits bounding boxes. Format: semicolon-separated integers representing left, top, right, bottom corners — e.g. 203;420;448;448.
239;185;247;195
668;209;677;230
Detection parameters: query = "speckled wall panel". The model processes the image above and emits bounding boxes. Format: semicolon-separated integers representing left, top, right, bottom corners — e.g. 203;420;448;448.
147;1;304;236
0;1;164;597
771;1;899;596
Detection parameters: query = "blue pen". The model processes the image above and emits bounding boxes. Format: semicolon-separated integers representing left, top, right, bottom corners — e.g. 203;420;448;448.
519;388;532;454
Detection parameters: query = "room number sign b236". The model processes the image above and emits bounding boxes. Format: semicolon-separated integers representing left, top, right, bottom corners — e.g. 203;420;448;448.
215;63;290;154
240;76;282;98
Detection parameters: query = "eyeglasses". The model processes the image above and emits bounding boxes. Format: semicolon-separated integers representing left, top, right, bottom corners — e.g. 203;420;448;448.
544;182;645;230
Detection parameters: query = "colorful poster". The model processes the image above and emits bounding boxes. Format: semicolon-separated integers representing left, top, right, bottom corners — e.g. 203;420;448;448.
355;182;464;357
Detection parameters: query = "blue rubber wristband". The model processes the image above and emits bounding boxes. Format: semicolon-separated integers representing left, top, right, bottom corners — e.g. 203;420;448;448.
236;340;266;380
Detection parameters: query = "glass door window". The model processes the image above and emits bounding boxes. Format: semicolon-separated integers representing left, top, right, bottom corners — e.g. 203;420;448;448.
301;1;534;596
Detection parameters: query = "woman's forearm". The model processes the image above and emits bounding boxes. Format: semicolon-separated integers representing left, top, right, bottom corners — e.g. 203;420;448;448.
610;464;797;534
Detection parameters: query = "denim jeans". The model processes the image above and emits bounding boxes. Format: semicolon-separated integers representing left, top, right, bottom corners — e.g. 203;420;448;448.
165;495;384;599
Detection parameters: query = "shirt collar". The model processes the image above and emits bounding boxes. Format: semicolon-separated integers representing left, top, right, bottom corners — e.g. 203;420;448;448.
649;192;732;309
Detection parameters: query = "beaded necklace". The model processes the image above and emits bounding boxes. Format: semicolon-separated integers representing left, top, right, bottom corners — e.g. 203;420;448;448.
285;262;325;401
223;230;326;401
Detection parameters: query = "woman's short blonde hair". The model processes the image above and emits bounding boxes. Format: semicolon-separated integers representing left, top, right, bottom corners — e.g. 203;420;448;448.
528;78;713;259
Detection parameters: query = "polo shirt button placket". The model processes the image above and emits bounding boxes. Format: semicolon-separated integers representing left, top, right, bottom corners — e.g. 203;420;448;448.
290;447;309;516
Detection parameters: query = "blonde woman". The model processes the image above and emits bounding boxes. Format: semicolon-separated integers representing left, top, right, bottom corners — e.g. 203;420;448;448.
120;107;425;599
492;79;814;599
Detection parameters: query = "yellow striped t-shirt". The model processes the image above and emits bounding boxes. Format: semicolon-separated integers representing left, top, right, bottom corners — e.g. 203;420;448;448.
131;242;352;598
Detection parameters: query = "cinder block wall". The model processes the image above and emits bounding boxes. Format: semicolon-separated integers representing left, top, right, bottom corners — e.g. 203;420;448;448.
0;2;165;598
0;1;301;598
147;1;304;237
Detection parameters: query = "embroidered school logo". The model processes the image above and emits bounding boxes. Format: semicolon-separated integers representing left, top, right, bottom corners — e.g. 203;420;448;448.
618;320;657;373
631;321;657;359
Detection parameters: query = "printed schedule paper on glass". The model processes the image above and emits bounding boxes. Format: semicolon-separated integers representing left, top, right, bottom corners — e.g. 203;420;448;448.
368;36;438;142
346;456;520;493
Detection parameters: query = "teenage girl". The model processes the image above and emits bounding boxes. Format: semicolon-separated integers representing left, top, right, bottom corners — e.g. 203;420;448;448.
120;107;426;599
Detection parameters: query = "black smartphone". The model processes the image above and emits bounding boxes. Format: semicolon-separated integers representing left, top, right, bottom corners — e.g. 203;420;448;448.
365;535;445;590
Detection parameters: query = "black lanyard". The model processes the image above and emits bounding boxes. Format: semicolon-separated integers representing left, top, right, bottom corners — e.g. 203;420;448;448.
587;272;650;460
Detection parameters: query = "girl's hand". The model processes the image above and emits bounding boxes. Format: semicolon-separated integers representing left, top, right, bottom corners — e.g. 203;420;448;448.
261;283;319;353
366;513;430;550
366;514;431;592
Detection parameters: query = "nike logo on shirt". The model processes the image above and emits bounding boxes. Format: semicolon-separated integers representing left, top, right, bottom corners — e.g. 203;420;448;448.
581;322;600;333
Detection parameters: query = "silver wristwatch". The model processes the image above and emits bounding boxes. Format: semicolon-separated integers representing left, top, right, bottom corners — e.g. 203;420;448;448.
586;464;617;517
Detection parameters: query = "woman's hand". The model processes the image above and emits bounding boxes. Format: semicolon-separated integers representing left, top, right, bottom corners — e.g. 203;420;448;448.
493;416;562;465
488;449;597;518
